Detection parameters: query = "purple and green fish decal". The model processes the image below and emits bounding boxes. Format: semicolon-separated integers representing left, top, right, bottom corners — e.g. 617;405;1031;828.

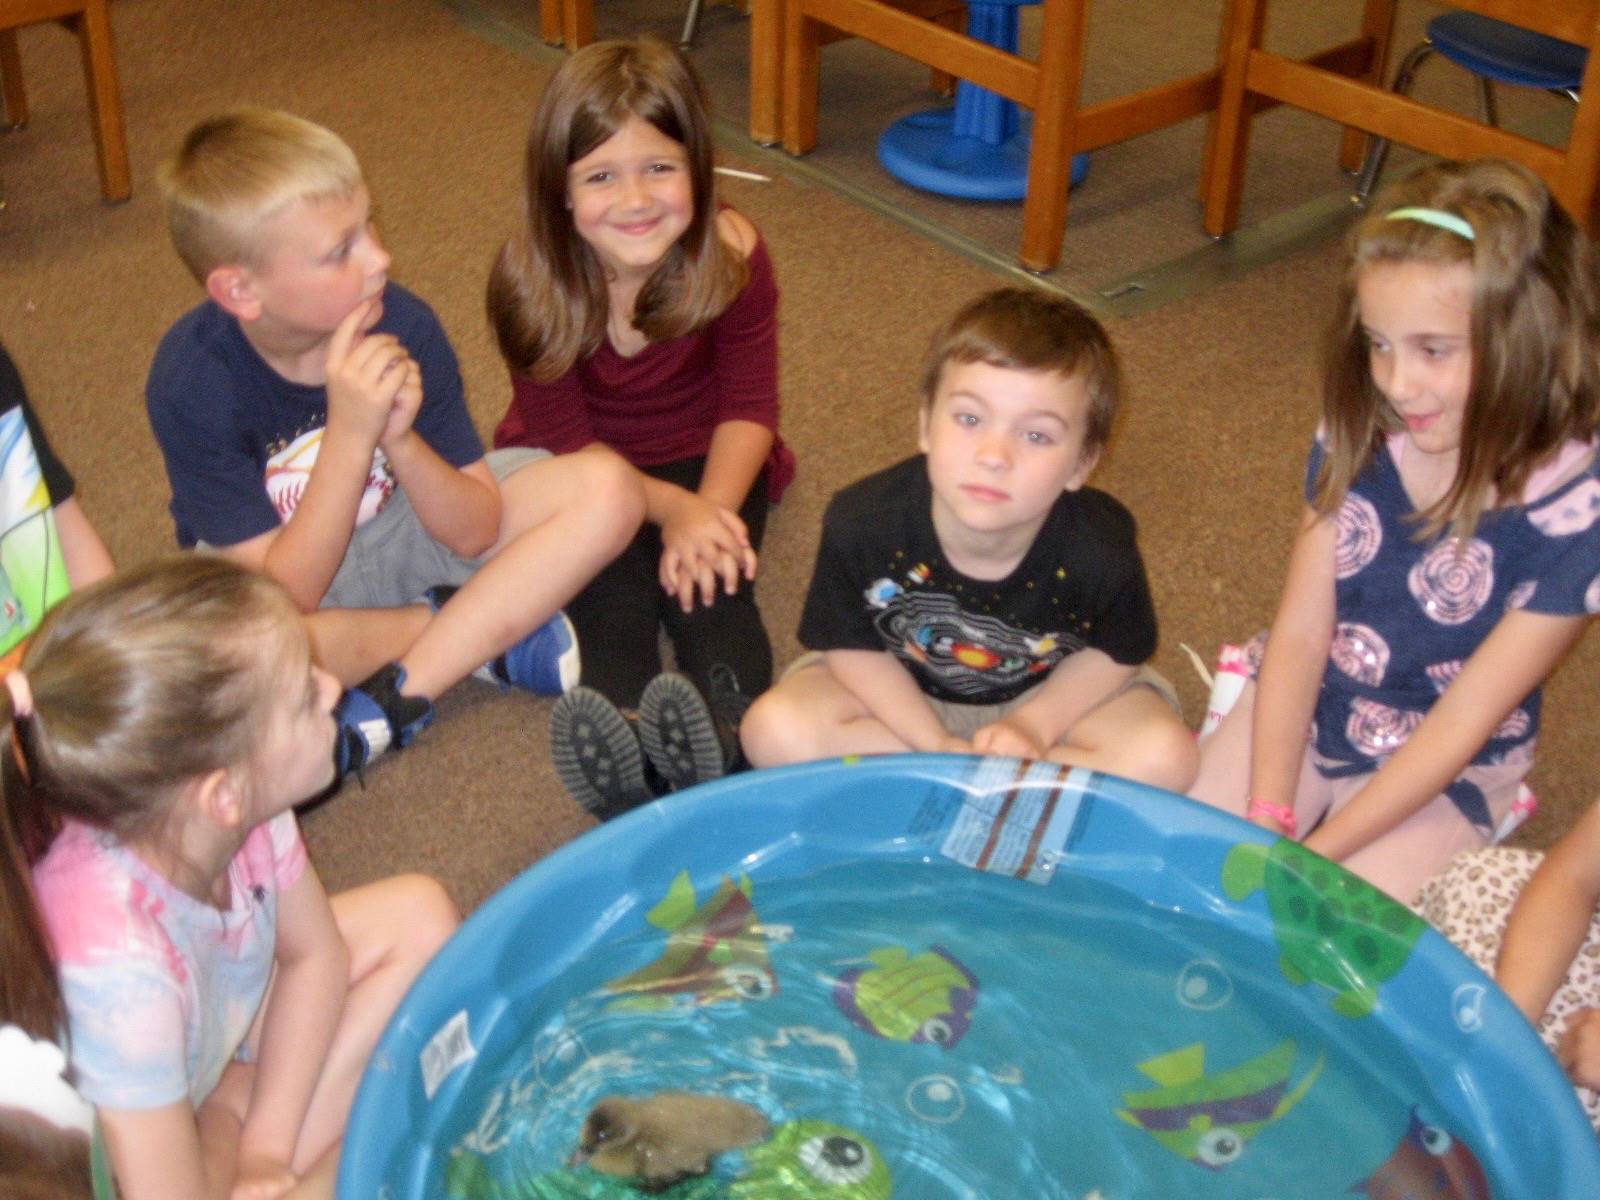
604;871;776;1010
832;945;978;1048
1116;1040;1324;1169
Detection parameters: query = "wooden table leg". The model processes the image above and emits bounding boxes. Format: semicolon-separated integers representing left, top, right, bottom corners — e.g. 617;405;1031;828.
77;1;129;202
750;0;781;144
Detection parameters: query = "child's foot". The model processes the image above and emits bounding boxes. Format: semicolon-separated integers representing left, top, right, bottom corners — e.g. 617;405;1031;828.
549;686;661;819
334;663;435;779
424;585;581;697
637;671;744;792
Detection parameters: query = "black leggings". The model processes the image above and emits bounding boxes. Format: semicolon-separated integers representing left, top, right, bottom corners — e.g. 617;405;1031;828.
565;455;772;709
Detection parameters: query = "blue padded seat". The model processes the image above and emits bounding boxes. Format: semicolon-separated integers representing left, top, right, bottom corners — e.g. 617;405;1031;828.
1429;12;1585;91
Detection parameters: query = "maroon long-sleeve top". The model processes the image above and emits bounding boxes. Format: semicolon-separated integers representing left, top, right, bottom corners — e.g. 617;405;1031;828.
494;234;779;468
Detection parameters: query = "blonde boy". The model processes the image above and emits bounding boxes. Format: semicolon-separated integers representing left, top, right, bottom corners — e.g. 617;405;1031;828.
147;110;643;776
741;288;1195;789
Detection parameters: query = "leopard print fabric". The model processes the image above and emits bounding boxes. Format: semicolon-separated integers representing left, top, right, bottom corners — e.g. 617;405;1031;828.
1417;847;1600;1129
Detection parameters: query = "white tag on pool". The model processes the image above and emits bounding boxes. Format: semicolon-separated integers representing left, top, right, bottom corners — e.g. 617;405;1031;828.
940;759;1088;884
421;1010;476;1099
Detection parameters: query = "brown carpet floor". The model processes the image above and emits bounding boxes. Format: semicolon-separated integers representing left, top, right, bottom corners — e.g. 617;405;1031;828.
1;0;1594;918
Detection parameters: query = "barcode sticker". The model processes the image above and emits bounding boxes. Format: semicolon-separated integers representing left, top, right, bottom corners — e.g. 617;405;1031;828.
939;760;1088;884
421;1010;475;1100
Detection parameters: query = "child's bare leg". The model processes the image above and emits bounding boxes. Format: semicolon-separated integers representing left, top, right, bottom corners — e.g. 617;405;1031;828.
1187;680;1255;812
288;875;458;1172
306;606;430;687
398;447;644;698
1045;685;1198;792
741;662;912;766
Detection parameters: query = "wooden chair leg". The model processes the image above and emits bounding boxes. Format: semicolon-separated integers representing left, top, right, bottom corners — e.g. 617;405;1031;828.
1019;0;1087;272
1337;0;1397;173
749;0;781;144
538;0;564;46
563;0;595;51
1202;0;1266;238
76;1;130;202
928;9;963;98
780;2;820;154
0;29;26;129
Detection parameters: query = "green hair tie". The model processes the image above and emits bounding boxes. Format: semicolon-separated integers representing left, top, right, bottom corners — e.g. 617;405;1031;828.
1385;206;1475;241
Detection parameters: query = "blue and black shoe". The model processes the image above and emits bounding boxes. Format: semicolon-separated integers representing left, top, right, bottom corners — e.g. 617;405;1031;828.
424;585;580;697
333;663;435;781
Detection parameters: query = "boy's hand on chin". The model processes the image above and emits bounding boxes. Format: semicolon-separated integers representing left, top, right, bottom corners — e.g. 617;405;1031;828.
324;299;408;443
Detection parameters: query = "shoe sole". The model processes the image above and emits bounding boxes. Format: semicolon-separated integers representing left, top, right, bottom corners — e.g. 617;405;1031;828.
639;672;725;792
549;687;651;818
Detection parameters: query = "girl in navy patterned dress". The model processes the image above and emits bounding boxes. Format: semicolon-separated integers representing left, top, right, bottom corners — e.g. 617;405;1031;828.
1190;158;1600;903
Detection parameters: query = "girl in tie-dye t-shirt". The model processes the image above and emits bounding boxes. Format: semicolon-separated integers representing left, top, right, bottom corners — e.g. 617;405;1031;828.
0;558;457;1200
1191;158;1600;904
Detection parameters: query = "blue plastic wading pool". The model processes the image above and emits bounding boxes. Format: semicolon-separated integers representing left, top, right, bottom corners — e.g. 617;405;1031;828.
340;757;1600;1199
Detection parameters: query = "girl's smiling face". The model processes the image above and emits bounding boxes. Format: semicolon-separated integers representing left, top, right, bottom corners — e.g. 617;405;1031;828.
1358;258;1476;474
566;114;693;280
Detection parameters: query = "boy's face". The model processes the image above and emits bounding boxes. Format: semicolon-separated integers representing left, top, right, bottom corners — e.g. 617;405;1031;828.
919;359;1100;543
240;185;390;339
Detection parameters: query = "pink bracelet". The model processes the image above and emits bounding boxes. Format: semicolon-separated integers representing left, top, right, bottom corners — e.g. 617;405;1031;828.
1246;796;1298;837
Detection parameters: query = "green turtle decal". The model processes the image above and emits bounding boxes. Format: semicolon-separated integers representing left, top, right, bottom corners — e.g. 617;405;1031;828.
730;1120;891;1199
1221;839;1425;1018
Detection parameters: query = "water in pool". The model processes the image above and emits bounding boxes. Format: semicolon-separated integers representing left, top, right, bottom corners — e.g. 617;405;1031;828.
439;857;1496;1199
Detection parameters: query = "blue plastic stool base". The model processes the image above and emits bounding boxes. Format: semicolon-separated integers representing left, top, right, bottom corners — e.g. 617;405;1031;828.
877;107;1090;201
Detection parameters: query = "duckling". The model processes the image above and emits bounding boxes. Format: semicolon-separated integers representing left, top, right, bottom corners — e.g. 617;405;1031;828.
572;1092;769;1190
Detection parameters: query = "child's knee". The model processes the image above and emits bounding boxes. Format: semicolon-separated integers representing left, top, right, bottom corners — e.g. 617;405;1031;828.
740;686;811;768
573;447;646;541
1119;709;1200;793
388;874;460;959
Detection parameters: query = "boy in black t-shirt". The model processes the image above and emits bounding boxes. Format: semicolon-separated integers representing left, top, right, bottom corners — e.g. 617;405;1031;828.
740;289;1196;791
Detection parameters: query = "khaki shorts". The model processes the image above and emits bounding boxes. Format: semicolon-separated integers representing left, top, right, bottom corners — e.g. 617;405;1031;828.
783;651;1180;741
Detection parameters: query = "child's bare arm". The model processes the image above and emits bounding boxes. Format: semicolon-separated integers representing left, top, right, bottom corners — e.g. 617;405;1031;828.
1250;507;1337;832
100;1102;216;1200
825;648;968;753
222;305;409;609
1496;801;1600;1028
236;865;348;1191
974;647;1133;759
1304;607;1586;863
55;495;114;587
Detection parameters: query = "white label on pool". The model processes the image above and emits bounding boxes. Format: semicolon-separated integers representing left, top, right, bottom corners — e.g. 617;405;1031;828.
940;760;1087;883
422;1009;477;1099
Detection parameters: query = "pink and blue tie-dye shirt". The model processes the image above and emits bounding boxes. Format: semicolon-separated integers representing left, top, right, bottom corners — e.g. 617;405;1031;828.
32;810;307;1109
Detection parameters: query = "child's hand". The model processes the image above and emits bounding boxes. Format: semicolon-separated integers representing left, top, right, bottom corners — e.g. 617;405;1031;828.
971;717;1046;760
231;1154;298;1200
324;300;410;443
659;494;758;613
378;357;424;449
1558;1007;1600;1091
936;733;975;755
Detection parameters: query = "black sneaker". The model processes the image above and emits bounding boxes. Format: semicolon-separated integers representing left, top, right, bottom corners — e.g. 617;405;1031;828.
333;663;435;780
549;686;658;819
638;671;742;792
